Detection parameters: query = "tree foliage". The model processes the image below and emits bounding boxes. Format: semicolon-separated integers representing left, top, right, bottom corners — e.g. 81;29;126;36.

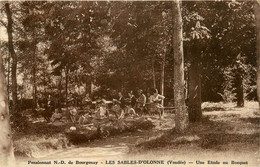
0;1;257;113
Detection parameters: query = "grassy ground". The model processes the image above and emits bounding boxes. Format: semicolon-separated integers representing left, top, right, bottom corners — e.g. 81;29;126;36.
13;122;69;159
14;133;69;158
131;101;259;165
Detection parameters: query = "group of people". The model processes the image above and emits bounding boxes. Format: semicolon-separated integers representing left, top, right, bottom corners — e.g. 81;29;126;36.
42;88;166;124
98;88;166;120
71;88;166;125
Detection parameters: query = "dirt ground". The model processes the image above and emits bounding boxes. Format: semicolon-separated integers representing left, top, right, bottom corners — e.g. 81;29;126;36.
15;101;259;167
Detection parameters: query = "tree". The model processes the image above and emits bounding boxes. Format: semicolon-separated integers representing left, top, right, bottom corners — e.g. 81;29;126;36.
181;1;256;114
172;0;188;131
43;1;110;103
18;1;46;112
254;0;260;107
182;3;211;122
0;50;14;166
187;44;202;121
159;10;171;106
201;1;256;105
0;1;256;119
5;3;18;115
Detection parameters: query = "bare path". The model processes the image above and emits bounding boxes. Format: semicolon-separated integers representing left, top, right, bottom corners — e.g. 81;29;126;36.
16;114;175;167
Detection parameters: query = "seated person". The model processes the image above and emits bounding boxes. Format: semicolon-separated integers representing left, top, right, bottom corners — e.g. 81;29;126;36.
112;92;126;119
50;109;63;122
95;100;108;119
83;93;92;108
43;95;55;122
78;113;91;125
68;101;78;123
111;101;121;119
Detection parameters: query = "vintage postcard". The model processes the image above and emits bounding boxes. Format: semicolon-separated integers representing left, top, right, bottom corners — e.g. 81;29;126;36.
0;0;259;167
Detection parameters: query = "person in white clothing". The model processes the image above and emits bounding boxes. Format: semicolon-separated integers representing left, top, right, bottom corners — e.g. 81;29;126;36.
149;88;165;118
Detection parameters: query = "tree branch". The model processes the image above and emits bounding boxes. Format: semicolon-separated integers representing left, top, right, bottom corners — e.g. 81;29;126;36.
0;20;7;28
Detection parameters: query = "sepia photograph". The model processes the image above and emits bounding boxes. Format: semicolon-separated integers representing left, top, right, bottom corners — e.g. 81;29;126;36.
0;0;259;167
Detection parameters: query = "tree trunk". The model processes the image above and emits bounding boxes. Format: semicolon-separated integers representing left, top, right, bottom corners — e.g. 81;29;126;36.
59;73;62;111
152;56;156;89
7;53;10;102
161;54;165;106
235;70;244;107
32;41;37;112
5;3;18;115
0;50;15;166
188;47;202;122
172;0;188;132
254;0;260;107
65;66;69;107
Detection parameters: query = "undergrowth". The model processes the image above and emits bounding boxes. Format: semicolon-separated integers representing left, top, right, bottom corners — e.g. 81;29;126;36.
13;133;69;158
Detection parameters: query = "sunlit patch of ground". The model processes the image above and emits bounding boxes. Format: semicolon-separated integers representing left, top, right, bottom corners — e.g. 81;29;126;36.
133;101;259;166
203;101;259;135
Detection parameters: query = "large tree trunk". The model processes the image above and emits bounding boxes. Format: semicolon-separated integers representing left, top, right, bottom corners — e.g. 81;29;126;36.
188;48;202;122
0;51;15;166
254;0;260;107
5;3;18;115
172;0;188;132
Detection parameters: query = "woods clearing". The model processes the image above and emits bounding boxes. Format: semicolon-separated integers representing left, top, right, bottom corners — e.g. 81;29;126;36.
13;101;259;167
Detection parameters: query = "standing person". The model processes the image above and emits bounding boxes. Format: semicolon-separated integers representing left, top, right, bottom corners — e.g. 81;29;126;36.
128;91;136;109
136;89;147;115
150;88;165;118
126;91;137;116
146;91;152;115
43;95;55;122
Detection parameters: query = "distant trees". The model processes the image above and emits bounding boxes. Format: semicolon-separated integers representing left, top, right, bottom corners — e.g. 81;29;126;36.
202;1;256;106
0;1;258;129
18;2;46;112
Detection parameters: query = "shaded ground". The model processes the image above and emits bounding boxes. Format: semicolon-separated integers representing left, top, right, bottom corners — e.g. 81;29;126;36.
13;113;156;158
15;101;259;167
